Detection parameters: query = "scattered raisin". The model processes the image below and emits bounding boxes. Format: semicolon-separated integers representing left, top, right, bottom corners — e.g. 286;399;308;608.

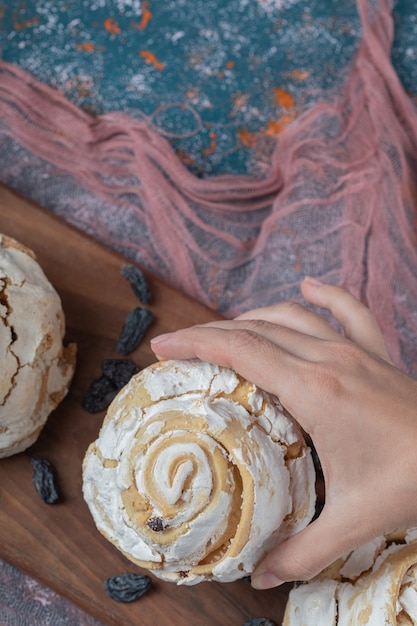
101;358;138;388
147;517;164;532
30;457;60;504
121;263;151;305
104;573;152;603
243;617;277;626
81;375;119;413
81;359;139;413
82;359;138;413
117;307;154;355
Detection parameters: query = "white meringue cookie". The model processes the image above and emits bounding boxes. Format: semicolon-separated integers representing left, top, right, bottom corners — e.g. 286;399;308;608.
0;234;76;457
284;531;417;625
83;358;316;584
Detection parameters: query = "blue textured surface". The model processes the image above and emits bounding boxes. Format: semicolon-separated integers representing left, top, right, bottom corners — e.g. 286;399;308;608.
4;0;415;176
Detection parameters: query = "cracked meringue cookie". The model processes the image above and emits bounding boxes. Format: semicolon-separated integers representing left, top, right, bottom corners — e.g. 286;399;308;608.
283;529;417;625
0;234;76;458
82;358;316;585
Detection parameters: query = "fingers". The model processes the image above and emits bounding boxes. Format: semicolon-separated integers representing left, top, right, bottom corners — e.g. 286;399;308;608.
153;279;388;366
151;280;388;407
251;503;377;589
156;315;335;361
235;301;341;342
301;278;390;362
151;324;305;400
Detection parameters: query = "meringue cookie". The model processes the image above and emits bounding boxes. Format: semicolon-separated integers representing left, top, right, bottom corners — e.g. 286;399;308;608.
284;529;417;625
83;358;316;585
0;234;76;458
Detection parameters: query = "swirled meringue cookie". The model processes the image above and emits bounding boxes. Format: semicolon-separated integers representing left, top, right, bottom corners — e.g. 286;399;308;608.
82;358;316;585
283;529;417;625
0;234;76;458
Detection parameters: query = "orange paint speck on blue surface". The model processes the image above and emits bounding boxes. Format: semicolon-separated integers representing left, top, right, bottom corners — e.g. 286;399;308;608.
132;1;153;31
76;42;96;52
202;131;217;155
12;15;39;31
285;70;310;80
140;50;165;70
104;17;121;35
274;87;295;109
237;129;256;148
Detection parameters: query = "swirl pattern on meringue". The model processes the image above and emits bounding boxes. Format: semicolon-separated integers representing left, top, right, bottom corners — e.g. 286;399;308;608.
82;359;316;584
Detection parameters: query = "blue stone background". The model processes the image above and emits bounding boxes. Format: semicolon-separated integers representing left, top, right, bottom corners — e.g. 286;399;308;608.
1;0;416;177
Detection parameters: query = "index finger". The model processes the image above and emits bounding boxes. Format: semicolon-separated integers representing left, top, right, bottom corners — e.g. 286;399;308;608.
301;280;391;362
235;300;341;341
150;324;305;403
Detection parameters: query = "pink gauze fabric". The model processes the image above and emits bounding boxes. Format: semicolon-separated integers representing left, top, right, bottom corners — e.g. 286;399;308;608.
0;0;417;375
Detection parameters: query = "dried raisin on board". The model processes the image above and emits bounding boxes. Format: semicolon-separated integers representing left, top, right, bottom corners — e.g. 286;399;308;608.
30;457;60;504
243;617;277;626
82;359;138;414
81;375;119;414
104;573;152;603
121;263;151;305
117;307;154;355
101;358;138;388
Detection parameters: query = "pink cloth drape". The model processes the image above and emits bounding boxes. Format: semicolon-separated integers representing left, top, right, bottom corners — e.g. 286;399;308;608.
1;0;417;375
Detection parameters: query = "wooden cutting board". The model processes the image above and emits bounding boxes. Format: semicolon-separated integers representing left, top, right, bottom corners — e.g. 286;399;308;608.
0;183;291;626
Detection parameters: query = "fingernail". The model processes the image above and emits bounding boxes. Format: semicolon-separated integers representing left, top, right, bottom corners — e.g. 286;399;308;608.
250;571;284;590
150;333;173;346
304;275;323;286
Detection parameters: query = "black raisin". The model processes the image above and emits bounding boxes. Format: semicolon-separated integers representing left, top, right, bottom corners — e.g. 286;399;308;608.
81;375;119;414
101;358;138;388
30;457;60;504
82;359;139;414
121;263;151;305
147;517;164;532
117;307;154;355
243;617;277;626
104;573;152;603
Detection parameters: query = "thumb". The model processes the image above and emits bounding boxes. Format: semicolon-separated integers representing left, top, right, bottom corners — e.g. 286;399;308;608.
250;506;369;590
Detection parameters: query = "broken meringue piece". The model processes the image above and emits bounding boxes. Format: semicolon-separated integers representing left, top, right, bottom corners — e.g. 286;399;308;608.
82;358;316;585
0;234;76;458
283;529;417;625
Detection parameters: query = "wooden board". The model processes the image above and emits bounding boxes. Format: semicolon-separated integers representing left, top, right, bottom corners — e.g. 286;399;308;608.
0;184;291;625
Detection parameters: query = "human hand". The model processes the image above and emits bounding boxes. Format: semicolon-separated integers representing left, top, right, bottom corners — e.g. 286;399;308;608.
150;278;417;589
